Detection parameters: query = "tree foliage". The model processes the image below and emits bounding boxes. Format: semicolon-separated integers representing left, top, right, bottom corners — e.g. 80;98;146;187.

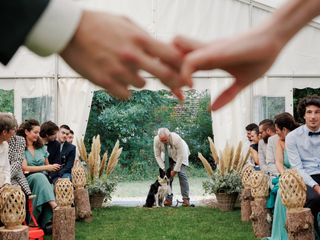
0;89;14;113
85;90;213;180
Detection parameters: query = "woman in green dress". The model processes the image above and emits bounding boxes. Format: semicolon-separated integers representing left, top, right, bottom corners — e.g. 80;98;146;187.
267;112;299;240
17;119;61;229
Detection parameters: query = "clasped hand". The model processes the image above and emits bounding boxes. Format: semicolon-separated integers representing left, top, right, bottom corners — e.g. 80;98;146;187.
61;11;283;111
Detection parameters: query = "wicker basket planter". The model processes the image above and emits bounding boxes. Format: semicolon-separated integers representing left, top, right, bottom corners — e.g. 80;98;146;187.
89;193;105;208
216;192;238;211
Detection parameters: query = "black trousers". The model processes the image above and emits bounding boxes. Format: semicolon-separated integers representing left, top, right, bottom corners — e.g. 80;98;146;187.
306;174;320;235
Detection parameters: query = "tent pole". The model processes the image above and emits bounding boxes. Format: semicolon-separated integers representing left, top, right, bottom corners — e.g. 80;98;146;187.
54;55;59;123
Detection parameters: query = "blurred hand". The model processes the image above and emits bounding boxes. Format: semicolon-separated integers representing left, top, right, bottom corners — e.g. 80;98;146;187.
61;10;187;100
174;28;283;111
170;170;176;177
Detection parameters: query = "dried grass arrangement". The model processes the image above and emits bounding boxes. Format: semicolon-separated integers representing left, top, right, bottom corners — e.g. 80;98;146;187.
77;135;122;201
200;138;249;195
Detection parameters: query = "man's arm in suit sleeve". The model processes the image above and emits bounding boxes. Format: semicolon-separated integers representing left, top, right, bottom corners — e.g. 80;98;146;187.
59;145;76;176
0;0;49;64
0;0;82;64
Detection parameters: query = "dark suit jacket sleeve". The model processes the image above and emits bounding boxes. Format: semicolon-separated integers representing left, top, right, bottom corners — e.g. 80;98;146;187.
59;144;76;176
0;0;50;64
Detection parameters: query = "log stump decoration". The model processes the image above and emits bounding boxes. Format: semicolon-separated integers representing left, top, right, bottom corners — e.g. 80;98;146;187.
250;198;271;238
53;179;75;240
240;188;253;221
250;171;271;238
0;185;28;240
240;165;254;221
0;226;29;240
280;169;314;240
53;207;75;240
72;160;92;221
74;188;92;221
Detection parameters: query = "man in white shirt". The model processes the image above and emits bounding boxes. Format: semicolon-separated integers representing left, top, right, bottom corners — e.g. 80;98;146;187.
286;95;320;235
258;119;279;176
154;128;190;206
0;113;17;189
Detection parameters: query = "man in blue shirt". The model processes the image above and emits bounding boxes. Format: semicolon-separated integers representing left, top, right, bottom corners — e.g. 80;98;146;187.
286;95;320;234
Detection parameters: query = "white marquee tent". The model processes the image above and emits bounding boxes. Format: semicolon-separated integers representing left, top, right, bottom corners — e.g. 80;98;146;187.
1;0;320;151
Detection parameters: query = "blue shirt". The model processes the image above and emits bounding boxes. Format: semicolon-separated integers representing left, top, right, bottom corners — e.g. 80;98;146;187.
286;125;320;187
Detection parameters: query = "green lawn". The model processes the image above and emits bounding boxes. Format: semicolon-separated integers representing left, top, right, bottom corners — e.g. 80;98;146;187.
72;206;255;240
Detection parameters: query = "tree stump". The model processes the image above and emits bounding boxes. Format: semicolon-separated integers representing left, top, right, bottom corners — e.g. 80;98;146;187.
0;225;28;240
286;208;314;240
240;188;253;222
250;197;271;238
53;207;75;240
74;188;92;221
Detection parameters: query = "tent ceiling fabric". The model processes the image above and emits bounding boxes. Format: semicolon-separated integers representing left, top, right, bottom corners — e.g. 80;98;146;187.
0;0;320;150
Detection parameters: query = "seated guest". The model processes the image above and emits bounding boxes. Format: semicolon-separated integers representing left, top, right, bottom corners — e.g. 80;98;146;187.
0;113;16;189
267;112;299;239
17;119;60;229
286;95;320;236
40;121;61;182
8;134;32;196
67;129;74;143
0;113;16;227
40;121;60;163
250;127;260;169
52;124;76;183
244;123;259;166
258;119;279;176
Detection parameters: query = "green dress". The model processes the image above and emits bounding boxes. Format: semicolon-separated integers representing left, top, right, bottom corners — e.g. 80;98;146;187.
267;150;290;240
25;146;55;228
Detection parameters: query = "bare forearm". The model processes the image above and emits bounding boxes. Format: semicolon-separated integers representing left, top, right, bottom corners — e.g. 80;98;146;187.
266;0;320;47
23;165;48;173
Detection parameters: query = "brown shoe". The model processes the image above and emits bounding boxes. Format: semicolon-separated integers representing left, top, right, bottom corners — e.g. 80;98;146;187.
164;199;172;207
182;198;190;207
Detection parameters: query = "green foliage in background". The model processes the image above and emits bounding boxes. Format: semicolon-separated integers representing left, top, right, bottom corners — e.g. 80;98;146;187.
85;90;213;181
203;170;242;195
22;96;52;122
0;89;14;113
293;88;320;123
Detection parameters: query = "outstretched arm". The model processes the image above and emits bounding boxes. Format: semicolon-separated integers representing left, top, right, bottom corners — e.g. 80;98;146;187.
2;1;186;100
60;10;185;100
175;0;320;110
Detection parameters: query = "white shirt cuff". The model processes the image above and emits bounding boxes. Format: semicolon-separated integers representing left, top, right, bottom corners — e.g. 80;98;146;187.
25;0;83;56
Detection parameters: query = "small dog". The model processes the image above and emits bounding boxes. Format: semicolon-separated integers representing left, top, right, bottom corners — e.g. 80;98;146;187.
143;168;171;208
155;175;170;207
143;179;161;208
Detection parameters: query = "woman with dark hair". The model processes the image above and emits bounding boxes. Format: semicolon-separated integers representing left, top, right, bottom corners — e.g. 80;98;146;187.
268;112;299;240
17;119;60;231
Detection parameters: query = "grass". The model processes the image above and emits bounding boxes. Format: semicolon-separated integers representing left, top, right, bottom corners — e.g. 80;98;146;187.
71;207;255;240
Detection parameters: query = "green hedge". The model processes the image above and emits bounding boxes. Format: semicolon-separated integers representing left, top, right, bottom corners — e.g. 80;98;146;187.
85;90;213;181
